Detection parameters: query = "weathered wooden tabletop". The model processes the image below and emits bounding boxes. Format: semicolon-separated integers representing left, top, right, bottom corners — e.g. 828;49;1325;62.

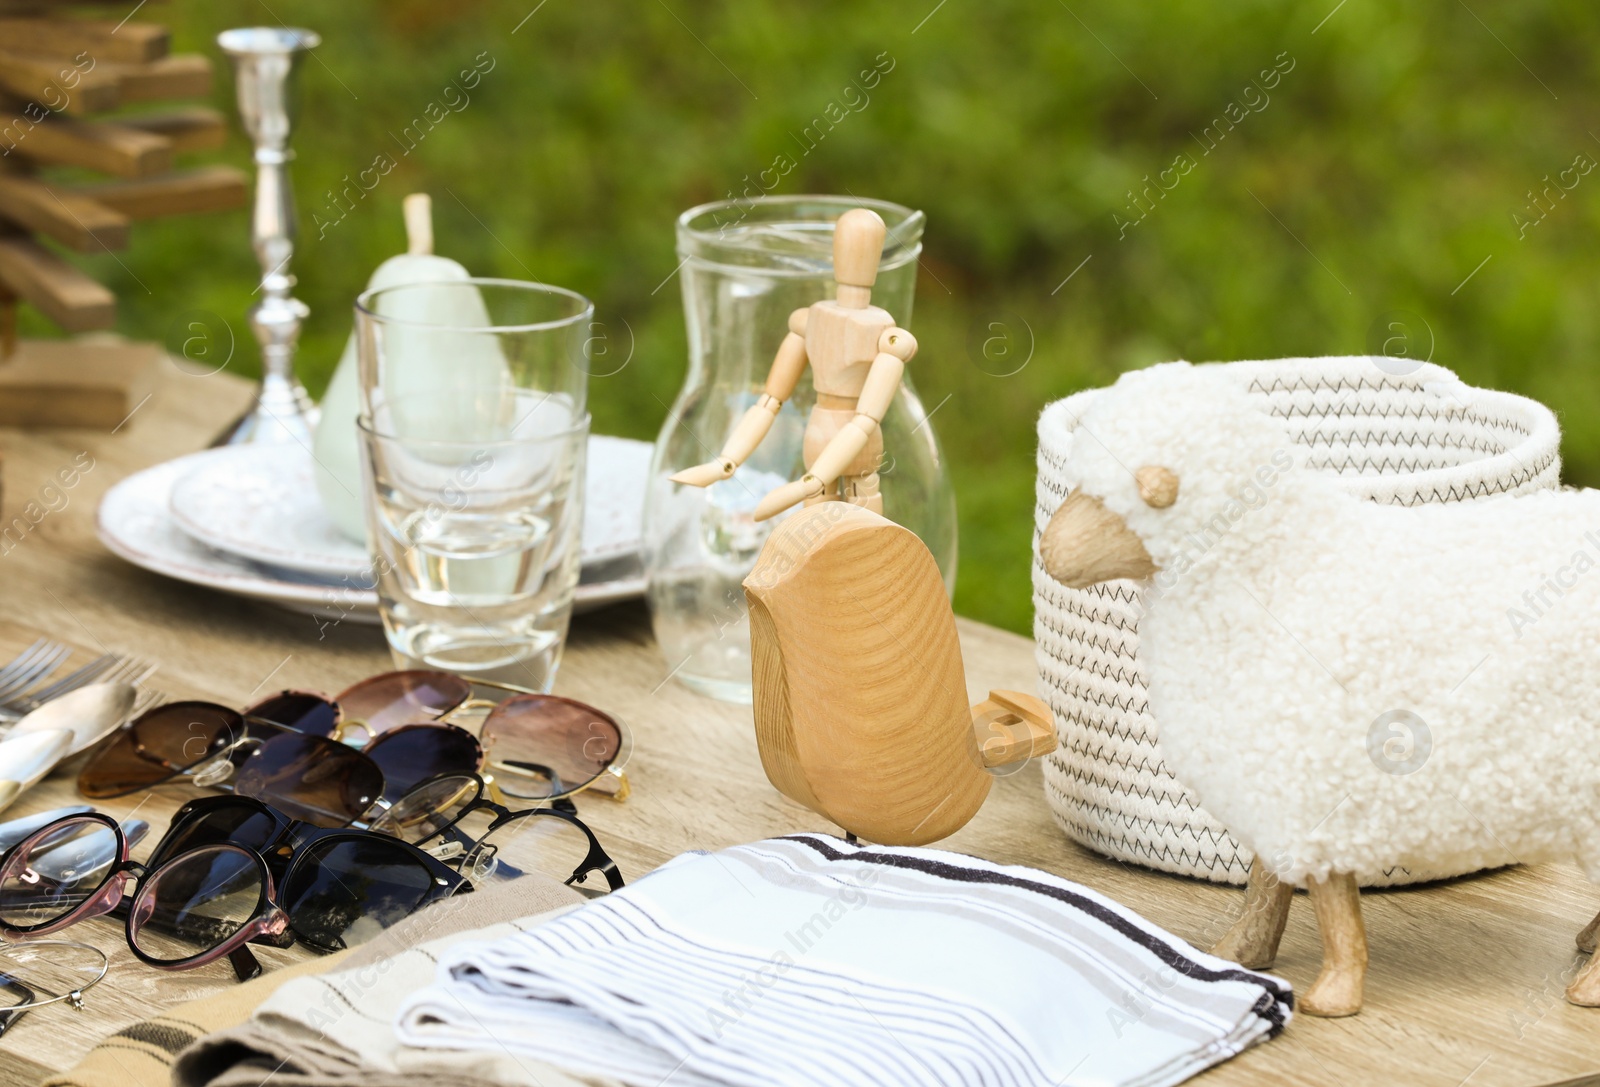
0;366;1596;1086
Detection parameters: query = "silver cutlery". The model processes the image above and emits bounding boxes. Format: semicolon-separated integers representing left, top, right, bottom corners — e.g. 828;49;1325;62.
0;640;70;703
0;654;157;721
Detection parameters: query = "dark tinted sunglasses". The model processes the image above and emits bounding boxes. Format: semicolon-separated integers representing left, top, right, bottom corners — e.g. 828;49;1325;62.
77;703;387;826
0;801;468;980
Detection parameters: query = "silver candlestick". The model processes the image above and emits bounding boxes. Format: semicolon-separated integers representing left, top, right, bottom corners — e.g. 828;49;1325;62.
214;27;321;446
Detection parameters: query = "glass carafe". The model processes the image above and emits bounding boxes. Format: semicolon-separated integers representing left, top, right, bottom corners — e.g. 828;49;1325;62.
644;195;957;703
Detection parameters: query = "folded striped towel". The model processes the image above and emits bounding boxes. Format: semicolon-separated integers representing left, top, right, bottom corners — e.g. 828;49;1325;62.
397;834;1291;1087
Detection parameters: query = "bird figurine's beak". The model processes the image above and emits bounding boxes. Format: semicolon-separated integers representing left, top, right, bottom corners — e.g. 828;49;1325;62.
1039;490;1158;588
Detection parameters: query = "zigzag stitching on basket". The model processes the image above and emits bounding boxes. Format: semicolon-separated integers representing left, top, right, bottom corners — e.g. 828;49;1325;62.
1048;764;1200;807
1043;682;1150;716
1314;454;1506;475
1394;466;1556;506
1058;742;1175;779
1029;574;1145;609
1047;823;1251;876
1034;602;1143;634
1043;796;1239;847
1297;429;1515;453
1038;650;1145;686
1067;831;1245;868
1032;624;1141;658
1272;401;1520;425
1053;773;1197;809
1244;375;1406;397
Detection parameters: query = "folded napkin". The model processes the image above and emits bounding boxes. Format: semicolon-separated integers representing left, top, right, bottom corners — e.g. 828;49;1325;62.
397;834;1292;1087
171;874;598;1087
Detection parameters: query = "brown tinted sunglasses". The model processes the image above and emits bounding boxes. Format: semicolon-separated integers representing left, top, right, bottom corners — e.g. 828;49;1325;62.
79;670;630;811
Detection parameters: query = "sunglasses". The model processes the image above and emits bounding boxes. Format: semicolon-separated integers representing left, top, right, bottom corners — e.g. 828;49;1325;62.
256;673;632;801
369;772;625;893
77;703;389;826
0;801;469;980
79;671;631;815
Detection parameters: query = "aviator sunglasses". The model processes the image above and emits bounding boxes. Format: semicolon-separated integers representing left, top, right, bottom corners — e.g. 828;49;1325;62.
79;670;631;821
259;673;634;802
0;800;470;980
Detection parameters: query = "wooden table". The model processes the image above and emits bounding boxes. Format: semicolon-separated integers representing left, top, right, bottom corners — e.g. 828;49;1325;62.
2;368;1599;1086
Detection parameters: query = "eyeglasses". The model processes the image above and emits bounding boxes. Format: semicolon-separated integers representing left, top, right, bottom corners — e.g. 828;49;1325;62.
0;802;469;980
78;671;631;814
370;772;624;893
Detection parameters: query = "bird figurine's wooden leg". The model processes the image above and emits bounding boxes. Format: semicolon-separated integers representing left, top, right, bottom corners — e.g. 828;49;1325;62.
1301;871;1367;1017
971;691;1055;767
1211;855;1294;970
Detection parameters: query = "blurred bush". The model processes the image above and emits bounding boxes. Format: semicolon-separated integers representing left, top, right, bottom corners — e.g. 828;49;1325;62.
41;0;1600;633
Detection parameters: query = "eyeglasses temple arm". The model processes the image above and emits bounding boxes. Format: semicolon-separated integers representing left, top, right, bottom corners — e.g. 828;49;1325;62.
607;766;631;803
228;946;262;982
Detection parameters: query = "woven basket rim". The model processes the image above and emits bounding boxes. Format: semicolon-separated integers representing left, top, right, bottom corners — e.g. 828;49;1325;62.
1038;357;1559;498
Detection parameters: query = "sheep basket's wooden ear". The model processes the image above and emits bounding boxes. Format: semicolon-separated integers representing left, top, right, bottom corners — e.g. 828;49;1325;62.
1135;465;1179;508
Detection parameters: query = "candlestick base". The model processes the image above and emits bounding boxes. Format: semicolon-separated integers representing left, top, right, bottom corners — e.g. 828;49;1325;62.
210;373;318;446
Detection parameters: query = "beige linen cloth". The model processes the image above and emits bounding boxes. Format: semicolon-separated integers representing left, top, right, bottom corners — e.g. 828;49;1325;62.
43;876;600;1087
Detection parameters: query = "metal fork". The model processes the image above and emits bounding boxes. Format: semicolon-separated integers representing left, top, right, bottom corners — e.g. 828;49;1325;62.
130;687;164;718
0;654;160;720
0;640;70;703
4;653;116;709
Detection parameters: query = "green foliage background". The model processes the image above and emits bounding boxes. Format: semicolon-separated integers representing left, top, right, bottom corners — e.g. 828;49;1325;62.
30;0;1600;633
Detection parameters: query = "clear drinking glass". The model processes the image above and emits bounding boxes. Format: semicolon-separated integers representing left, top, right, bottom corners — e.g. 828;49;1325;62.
644;196;957;703
354;279;591;422
354;280;593;690
358;400;588;689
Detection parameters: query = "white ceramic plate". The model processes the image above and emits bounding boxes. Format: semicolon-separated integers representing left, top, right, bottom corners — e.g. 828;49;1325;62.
98;448;648;623
168;437;652;580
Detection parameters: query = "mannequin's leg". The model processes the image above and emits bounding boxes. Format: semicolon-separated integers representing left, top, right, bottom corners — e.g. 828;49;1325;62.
842;471;883;515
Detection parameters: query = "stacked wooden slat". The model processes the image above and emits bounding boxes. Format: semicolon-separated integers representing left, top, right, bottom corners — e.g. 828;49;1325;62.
0;12;247;339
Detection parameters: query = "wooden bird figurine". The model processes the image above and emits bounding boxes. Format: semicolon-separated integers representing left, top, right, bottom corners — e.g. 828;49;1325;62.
744;502;1055;845
671;207;917;522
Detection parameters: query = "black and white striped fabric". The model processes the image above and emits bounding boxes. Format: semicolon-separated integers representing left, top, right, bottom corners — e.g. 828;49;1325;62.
396;834;1292;1087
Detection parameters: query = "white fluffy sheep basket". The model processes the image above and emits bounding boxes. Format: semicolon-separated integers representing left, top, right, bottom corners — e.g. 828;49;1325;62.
1032;356;1562;885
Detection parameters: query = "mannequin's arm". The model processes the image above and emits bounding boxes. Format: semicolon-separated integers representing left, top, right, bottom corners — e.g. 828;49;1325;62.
671;309;810;487
753;327;916;521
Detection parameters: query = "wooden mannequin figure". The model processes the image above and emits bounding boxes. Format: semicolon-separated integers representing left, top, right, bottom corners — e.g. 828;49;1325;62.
671;207;918;522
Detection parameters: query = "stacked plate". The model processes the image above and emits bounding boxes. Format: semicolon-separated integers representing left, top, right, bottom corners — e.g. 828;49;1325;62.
96;436;653;623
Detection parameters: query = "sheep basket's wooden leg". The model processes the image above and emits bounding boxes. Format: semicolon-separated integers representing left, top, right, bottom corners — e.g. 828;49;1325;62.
1301;871;1367;1017
1567;953;1600;1006
1211;855;1293;970
1577;909;1600;954
1566;909;1600;1006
